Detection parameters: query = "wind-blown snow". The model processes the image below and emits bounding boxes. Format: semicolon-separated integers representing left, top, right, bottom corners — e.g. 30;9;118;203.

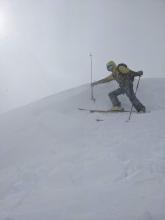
0;78;165;220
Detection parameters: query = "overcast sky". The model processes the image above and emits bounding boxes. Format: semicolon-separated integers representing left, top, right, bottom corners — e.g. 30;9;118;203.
0;0;165;113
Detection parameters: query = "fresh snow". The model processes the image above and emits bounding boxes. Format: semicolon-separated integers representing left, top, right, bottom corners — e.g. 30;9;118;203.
0;78;165;220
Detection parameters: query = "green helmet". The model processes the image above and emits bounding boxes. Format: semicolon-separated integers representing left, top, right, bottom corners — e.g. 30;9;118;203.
106;60;116;71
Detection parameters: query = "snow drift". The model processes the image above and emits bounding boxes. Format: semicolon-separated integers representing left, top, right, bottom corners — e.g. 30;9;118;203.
0;78;165;220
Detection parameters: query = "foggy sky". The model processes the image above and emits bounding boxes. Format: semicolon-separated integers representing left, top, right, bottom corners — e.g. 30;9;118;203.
0;0;165;113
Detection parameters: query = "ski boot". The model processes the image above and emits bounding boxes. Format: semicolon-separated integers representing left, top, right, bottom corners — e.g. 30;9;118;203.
111;106;124;112
138;106;146;113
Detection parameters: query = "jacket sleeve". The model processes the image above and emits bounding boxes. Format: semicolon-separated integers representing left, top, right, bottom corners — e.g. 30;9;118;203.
93;74;114;86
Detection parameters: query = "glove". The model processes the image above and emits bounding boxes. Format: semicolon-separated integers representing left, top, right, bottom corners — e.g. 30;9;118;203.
138;71;143;76
91;82;97;87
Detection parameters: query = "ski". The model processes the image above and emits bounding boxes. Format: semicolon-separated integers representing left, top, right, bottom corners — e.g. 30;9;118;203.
78;107;150;114
78;107;133;113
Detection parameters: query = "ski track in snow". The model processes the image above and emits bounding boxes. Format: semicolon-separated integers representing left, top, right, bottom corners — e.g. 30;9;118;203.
0;79;165;220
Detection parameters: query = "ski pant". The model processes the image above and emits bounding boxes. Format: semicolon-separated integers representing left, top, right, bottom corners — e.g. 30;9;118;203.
108;85;145;112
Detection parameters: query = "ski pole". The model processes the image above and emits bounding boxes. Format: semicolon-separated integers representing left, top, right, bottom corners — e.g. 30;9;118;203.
127;76;141;122
89;53;96;102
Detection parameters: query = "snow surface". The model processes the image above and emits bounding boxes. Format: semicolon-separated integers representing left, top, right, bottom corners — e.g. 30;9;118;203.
0;78;165;220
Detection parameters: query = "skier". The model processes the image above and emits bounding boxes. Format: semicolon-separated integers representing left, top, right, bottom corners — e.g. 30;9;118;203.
92;60;146;112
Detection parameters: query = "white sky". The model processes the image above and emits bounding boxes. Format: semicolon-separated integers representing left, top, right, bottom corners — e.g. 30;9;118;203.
0;0;165;113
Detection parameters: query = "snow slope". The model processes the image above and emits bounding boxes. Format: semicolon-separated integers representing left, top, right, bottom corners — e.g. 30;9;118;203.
0;78;165;220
